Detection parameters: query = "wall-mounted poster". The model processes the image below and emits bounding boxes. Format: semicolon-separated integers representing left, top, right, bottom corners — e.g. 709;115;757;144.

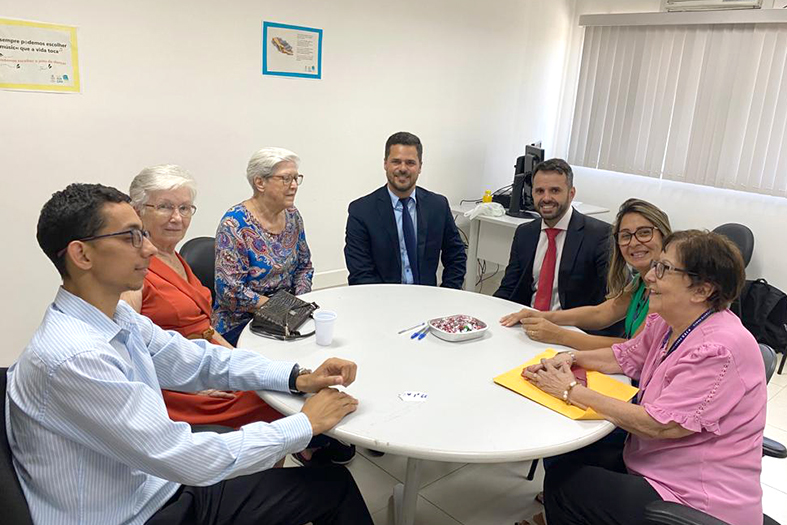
262;21;322;79
0;18;80;93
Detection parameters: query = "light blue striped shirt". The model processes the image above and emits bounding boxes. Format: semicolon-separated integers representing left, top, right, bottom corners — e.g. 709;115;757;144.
387;187;418;284
6;287;312;525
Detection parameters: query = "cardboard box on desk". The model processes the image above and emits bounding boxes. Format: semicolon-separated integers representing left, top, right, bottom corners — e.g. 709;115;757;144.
494;348;638;420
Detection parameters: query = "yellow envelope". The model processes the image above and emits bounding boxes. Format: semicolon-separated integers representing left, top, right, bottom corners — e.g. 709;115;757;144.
494;348;639;420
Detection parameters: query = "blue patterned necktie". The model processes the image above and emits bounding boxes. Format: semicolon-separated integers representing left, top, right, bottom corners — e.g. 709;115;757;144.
399;197;420;284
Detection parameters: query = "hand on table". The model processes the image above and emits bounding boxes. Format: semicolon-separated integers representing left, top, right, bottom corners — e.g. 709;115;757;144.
521;317;564;344
523;352;574;376
500;308;544;327
296;358;358;393
301;388;359;435
197;389;237;399
522;359;576;398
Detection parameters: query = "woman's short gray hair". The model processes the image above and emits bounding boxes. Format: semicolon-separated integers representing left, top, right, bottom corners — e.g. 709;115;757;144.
246;147;300;189
129;165;197;210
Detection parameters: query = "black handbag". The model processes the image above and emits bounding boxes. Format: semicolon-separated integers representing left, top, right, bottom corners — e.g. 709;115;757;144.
250;290;319;340
733;278;787;352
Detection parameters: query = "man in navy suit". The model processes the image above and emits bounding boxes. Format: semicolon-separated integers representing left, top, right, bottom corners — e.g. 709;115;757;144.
344;132;466;289
494;158;612;316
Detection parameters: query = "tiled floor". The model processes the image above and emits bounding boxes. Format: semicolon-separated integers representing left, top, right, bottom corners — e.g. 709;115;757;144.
290;359;787;524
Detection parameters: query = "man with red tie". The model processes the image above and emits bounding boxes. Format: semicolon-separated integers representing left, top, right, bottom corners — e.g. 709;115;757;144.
494;159;612;324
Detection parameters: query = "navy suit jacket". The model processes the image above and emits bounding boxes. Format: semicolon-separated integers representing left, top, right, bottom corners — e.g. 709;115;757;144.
494;210;612;312
344;186;467;289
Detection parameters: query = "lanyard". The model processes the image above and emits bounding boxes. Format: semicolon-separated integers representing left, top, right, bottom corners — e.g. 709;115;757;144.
637;308;715;403
659;308;714;363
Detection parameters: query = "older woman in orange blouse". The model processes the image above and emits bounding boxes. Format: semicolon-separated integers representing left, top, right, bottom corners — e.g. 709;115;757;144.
121;165;281;428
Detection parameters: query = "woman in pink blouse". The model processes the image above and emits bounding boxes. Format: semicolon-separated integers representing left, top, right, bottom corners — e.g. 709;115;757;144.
522;230;766;525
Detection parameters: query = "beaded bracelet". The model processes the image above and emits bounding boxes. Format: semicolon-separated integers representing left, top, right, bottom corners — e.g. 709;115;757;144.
562;380;579;405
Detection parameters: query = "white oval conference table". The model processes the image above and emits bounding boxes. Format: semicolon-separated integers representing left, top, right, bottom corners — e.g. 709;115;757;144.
239;284;621;525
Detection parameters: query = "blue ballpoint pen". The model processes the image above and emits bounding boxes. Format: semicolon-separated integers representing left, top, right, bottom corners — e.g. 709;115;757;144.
411;325;429;340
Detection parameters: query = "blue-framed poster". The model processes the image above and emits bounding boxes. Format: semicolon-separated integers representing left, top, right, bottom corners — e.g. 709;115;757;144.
262;21;322;79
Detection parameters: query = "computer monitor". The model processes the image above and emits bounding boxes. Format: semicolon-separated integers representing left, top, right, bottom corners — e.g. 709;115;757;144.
506;143;545;218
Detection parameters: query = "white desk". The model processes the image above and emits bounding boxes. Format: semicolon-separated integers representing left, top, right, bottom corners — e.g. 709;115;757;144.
451;202;610;292
239;285;621;525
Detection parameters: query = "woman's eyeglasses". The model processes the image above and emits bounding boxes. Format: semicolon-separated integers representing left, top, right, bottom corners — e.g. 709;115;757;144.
57;228;151;257
145;203;197;217
616;226;656;246
268;174;304;186
649;259;698;279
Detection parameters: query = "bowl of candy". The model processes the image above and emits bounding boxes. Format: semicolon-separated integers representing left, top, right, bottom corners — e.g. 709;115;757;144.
428;314;488;342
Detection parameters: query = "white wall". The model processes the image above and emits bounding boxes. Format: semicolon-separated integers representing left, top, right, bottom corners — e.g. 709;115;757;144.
480;0;664;195
0;0;577;364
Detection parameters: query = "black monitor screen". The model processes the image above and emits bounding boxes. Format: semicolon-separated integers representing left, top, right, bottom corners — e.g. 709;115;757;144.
507;143;545;218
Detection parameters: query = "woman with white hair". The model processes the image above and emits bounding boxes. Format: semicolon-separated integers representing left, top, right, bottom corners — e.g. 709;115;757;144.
213;149;355;465
213;147;314;346
121;164;283;428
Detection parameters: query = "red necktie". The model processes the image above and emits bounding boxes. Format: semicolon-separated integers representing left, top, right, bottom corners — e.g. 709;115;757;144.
534;228;560;311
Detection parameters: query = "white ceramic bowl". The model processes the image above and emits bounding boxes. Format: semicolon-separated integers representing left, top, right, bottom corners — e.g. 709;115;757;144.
428;314;488;342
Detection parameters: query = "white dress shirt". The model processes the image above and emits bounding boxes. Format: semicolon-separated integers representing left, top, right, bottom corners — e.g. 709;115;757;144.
530;205;574;311
6;287;312;525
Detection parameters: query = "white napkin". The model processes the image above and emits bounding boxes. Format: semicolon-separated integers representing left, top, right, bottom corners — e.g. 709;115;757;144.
463;202;505;220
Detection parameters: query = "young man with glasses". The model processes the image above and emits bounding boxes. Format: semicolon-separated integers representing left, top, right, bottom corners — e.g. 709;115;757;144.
6;183;373;525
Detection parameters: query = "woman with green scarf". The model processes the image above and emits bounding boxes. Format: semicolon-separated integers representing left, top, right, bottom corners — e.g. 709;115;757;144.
501;198;671;350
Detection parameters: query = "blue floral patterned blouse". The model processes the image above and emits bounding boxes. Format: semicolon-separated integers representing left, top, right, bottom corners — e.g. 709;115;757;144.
213;203;314;335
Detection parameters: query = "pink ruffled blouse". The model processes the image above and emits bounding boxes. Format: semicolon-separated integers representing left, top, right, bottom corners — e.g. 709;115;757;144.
612;311;766;525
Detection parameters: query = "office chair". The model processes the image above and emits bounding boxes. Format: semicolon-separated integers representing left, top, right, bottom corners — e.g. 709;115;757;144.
644;344;786;525
180;236;216;301
712;223;755;268
0;368;35;525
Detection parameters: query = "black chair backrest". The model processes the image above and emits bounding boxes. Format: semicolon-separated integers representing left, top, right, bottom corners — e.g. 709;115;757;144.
761;343;777;384
712;223;754;268
180;236;216;301
192;424;235;433
0;368;35;525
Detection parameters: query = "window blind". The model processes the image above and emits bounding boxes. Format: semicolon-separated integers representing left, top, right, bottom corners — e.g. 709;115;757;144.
568;22;787;197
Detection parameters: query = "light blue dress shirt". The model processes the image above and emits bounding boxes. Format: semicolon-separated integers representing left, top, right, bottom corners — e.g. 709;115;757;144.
387;187;418;284
6;287;312;525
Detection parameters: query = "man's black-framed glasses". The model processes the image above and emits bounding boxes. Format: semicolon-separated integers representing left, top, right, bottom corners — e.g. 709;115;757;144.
649;259;698;279
617;226;656;246
57;228;150;257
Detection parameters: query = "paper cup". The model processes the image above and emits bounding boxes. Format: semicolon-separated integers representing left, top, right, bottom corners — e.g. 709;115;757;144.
314;310;337;346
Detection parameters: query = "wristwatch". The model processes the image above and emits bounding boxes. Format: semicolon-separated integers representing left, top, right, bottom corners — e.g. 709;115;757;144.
288;364;312;394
